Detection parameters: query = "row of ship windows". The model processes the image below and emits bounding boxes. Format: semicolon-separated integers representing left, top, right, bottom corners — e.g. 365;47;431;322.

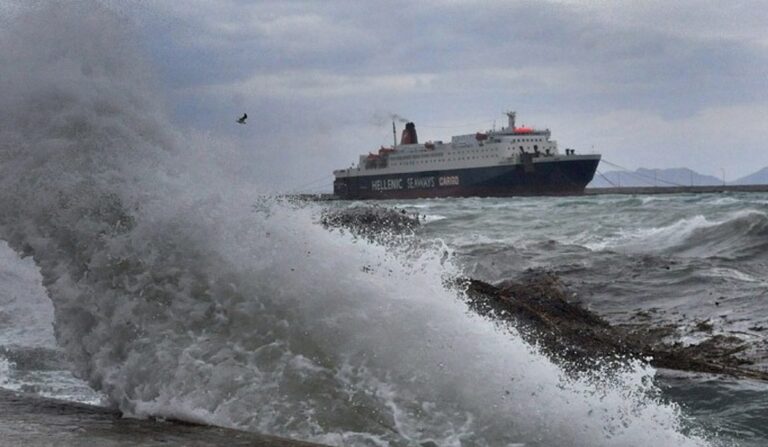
513;145;552;151
392;150;497;163
512;138;544;142
447;149;497;156
391;154;443;160
393;155;496;166
395;147;497;158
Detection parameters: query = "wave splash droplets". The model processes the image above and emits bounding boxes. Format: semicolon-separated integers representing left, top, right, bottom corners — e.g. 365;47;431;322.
0;4;710;446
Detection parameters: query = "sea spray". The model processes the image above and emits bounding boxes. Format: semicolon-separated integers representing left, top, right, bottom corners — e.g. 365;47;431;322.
0;3;713;446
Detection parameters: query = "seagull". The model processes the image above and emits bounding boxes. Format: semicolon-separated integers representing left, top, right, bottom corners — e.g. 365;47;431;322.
237;113;248;124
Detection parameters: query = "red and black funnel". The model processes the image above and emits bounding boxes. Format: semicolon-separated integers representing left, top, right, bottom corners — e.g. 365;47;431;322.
400;122;418;145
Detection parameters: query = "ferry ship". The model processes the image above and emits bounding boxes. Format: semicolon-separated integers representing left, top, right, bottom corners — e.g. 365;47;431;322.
333;111;600;199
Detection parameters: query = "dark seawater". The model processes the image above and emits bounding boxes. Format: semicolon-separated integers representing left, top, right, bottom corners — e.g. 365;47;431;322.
0;3;764;446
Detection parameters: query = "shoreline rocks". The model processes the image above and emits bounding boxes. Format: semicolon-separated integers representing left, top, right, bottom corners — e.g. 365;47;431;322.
462;272;768;382
320;205;421;239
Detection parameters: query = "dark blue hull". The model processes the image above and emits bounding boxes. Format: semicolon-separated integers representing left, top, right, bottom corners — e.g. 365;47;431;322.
333;157;600;199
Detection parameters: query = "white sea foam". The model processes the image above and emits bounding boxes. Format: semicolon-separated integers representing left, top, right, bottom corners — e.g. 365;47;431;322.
0;357;11;389
582;215;712;252
581;209;768;260
0;242;56;349
0;3;713;446
704;267;762;284
0;240;103;403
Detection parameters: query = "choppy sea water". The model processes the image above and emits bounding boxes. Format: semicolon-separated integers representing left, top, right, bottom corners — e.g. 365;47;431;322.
383;193;768;446
395;194;768;333
0;2;765;446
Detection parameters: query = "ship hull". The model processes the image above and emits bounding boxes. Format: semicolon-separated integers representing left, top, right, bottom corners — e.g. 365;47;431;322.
334;156;600;200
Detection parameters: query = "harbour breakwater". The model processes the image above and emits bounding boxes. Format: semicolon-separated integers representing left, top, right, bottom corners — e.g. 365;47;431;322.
297;184;768;201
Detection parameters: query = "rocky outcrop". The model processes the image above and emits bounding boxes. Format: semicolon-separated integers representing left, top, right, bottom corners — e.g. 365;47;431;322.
462;272;768;381
320;205;420;240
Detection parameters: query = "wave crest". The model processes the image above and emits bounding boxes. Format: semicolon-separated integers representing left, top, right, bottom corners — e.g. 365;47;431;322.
586;210;768;260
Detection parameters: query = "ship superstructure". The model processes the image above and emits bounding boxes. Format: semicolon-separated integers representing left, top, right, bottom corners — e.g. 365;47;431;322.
333;112;600;199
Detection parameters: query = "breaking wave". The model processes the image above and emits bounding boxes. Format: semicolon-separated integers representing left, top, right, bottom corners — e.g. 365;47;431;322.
0;3;711;446
587;211;768;260
676;211;768;259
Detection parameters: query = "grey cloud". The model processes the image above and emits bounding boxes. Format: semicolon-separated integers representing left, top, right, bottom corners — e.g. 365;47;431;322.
96;0;768;188
148;0;768;114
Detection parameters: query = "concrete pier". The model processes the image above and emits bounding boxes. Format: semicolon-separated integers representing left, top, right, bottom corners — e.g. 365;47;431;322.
0;389;326;447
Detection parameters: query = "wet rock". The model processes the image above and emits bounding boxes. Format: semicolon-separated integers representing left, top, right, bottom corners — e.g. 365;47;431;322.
678;335;750;365
461;272;768;382
462;272;635;369
320;206;420;240
693;320;714;333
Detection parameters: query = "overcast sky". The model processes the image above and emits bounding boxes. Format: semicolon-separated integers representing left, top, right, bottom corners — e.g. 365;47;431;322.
17;1;768;190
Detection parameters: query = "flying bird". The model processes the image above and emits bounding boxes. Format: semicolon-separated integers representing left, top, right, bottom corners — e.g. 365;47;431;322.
237;113;248;124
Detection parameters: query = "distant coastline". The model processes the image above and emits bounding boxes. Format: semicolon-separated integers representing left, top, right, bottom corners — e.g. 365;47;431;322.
589;166;768;188
585;184;768;195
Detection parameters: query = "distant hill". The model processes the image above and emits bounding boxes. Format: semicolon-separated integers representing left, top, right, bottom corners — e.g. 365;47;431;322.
589;167;722;188
732;167;768;185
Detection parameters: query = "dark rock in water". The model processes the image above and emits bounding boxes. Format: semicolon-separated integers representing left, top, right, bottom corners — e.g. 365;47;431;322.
461;272;768;382
693;319;714;333
677;335;750;365
320;206;420;239
0;389;326;447
462;272;637;369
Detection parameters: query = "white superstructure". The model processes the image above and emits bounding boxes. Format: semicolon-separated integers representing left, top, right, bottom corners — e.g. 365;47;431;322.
334;112;580;179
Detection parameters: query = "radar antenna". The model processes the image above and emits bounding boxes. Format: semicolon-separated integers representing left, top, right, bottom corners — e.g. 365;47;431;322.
506;111;516;131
